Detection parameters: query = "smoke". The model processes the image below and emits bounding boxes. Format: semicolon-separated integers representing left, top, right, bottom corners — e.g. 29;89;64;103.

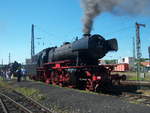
81;0;150;34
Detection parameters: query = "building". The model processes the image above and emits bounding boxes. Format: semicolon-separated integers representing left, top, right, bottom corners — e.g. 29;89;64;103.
141;62;150;67
98;59;106;65
25;59;32;65
141;61;150;72
114;63;129;72
118;57;135;70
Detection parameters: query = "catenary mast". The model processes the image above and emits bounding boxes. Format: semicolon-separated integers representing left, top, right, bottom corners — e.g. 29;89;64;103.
31;24;35;58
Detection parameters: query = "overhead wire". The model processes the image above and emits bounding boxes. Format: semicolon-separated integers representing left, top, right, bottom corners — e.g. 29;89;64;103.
103;25;135;37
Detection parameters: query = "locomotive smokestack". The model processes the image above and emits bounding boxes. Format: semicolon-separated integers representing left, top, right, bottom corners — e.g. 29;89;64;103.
81;0;150;34
83;34;91;37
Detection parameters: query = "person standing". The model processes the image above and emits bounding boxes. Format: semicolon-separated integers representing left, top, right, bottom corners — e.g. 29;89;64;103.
7;69;11;80
0;70;3;79
21;68;27;81
16;68;22;82
2;70;6;80
6;70;10;80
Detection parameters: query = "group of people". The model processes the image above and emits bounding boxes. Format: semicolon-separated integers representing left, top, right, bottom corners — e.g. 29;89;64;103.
0;69;12;80
0;67;27;82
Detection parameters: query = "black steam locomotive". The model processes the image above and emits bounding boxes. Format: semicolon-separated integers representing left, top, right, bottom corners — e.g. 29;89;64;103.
29;34;123;91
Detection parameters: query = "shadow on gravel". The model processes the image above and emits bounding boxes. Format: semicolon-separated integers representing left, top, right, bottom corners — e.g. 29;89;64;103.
99;84;142;96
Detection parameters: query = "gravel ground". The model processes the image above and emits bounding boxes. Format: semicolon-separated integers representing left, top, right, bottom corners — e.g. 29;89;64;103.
4;80;150;113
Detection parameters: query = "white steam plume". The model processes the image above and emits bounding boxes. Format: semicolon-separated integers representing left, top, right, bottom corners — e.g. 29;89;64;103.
81;0;150;34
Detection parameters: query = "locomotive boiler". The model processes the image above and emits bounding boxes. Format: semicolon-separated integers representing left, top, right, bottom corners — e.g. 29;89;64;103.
32;34;118;66
30;34;124;91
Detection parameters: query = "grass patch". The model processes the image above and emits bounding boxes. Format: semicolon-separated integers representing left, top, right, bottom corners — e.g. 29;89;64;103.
112;72;150;81
0;80;46;101
0;77;3;80
49;104;80;113
127;75;150;81
75;89;99;95
144;76;150;81
49;105;70;113
129;100;141;105
15;87;46;101
0;80;12;89
127;76;138;81
137;90;150;96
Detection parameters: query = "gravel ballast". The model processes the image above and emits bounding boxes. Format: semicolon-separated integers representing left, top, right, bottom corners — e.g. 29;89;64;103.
5;80;150;113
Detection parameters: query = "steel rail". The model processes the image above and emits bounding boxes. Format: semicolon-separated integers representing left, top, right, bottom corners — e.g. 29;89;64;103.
0;98;8;113
26;96;52;112
0;93;33;113
121;92;150;105
13;90;52;113
0;90;52;113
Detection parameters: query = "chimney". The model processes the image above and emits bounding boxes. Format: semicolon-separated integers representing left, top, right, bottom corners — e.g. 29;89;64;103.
83;34;91;37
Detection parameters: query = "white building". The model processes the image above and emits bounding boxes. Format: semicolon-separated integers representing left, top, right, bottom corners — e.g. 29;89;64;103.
118;57;135;70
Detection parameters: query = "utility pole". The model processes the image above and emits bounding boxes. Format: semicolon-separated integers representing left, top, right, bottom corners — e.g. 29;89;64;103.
8;52;11;64
148;46;150;67
133;37;136;71
1;59;3;66
136;22;146;59
133;37;136;58
135;22;146;88
31;24;35;59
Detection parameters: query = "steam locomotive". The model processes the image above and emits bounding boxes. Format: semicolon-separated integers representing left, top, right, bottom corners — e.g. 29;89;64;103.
28;34;125;91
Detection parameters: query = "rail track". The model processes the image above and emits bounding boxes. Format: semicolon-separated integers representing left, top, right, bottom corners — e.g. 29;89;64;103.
121;80;150;86
121;92;150;106
0;88;52;113
99;81;150;106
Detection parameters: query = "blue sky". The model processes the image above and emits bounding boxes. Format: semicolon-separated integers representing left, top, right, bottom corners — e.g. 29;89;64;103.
0;0;150;64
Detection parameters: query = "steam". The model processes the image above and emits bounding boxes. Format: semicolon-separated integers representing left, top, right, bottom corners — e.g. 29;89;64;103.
81;0;150;34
